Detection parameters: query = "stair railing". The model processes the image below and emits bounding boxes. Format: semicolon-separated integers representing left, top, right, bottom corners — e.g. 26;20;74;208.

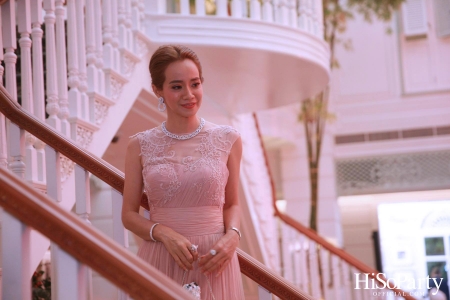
253;112;416;300
0;84;313;299
0;166;195;300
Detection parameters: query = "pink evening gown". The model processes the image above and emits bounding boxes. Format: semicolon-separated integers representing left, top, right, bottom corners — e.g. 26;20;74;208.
135;120;245;300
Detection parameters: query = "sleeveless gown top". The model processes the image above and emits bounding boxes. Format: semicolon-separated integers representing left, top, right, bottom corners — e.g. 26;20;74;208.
135;121;245;300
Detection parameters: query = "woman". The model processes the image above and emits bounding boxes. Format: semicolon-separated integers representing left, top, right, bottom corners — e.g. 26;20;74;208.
122;45;245;299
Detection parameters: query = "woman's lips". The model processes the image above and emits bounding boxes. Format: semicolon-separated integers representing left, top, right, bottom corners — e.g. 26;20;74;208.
181;103;196;109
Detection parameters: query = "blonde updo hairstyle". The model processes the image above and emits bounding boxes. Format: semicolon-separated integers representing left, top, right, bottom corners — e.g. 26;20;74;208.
149;45;204;90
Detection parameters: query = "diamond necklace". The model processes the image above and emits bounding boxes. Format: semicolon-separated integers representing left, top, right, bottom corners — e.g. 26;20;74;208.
161;118;205;140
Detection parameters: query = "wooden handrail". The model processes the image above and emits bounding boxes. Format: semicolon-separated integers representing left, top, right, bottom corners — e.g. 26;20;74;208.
0;168;193;300
252;112;416;300
0;86;312;299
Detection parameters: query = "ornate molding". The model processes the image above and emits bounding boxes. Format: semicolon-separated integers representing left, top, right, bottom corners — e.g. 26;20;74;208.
87;92;115;126
133;29;151;58
119;48;140;78
60;155;75;183
103;69;128;102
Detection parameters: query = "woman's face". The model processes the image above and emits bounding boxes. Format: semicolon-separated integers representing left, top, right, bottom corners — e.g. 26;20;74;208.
153;59;203;119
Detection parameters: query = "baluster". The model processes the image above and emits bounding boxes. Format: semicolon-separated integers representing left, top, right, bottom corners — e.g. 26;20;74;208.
54;0;70;136
86;0;99;94
262;0;273;22
111;0;120;71
180;0;190;15
0;7;7;169
74;164;93;299
2;122;30;298
139;0;146;31
18;0;40;184
103;0;114;69
313;0;323;38
341;261;353;300
31;0;47;181
320;248;331;299
94;0;105;95
331;255;342;299
297;0;307;31
125;0;133;51
43;0;61;130
309;240;321;299
279;0;289;25
250;0;262;20
76;0;89;121
196;0;206;16
292;231;301;286
118;0;128;49
112;189;129;299
66;0;85;144
216;0;228;17
288;0;297;27
2;0;18;101
351;267;364;300
51;244;82;300
281;222;293;282
299;234;309;292
131;0;141;30
2;212;31;299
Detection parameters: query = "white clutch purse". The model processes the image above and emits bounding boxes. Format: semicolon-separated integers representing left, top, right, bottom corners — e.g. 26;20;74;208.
182;282;201;299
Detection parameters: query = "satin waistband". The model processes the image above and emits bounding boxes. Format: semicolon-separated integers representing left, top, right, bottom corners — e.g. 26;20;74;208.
150;206;224;236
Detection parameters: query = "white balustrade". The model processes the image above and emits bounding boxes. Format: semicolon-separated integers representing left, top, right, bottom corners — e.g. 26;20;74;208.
196;0;206;16
262;0;273;22
112;189;129;299
43;0;61;130
288;0;297;27
2;0;18;101
0;7;7;170
180;0;190;15
250;0;262;20
53;1;68;137
76;0;89;121
66;0;81;123
278;0;290;25
342;262;353;300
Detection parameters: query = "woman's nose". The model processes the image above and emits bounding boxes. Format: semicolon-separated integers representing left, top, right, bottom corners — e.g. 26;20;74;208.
184;87;194;98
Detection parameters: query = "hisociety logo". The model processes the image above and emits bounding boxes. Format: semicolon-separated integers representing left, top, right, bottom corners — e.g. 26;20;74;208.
354;273;444;297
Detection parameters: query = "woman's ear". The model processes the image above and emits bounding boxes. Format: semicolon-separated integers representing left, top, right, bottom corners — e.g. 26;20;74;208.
151;84;161;98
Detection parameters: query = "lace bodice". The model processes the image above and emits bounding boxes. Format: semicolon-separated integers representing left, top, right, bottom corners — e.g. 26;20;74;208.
135;121;240;208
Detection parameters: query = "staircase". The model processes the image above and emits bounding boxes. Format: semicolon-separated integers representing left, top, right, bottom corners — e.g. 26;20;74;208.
0;0;415;299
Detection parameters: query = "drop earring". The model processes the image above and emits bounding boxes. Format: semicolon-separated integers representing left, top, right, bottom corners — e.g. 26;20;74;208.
158;97;166;112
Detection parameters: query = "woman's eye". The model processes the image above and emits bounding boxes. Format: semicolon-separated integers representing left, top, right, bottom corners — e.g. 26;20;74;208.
171;85;182;90
192;82;200;88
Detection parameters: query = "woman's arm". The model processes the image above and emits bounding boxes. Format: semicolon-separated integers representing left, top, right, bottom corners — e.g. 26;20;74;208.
199;136;243;276
122;137;197;270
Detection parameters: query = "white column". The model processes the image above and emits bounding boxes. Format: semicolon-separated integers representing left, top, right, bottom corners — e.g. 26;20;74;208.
94;0;105;94
74;165;92;299
250;0;262;20
55;0;70;136
180;0;190;15
262;0;273;22
0;7;7;169
2;212;31;300
111;0;120;70
51;244;82;300
216;0;228;17
278;0;289;25
288;0;297;27
2;0;18;101
66;0;82;129
86;0;99;93
76;0;89;121
43;0;61;130
196;0;206;16
112;189;129;299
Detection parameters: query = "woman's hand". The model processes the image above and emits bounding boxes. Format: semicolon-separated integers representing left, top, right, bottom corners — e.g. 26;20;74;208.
153;224;198;271
198;231;240;276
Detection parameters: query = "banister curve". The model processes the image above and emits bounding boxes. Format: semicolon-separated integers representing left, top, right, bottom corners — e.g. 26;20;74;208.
0;86;312;300
0;167;193;300
252;112;416;300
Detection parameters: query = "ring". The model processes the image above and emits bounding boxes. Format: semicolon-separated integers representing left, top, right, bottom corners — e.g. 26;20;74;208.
210;249;217;256
190;244;198;252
